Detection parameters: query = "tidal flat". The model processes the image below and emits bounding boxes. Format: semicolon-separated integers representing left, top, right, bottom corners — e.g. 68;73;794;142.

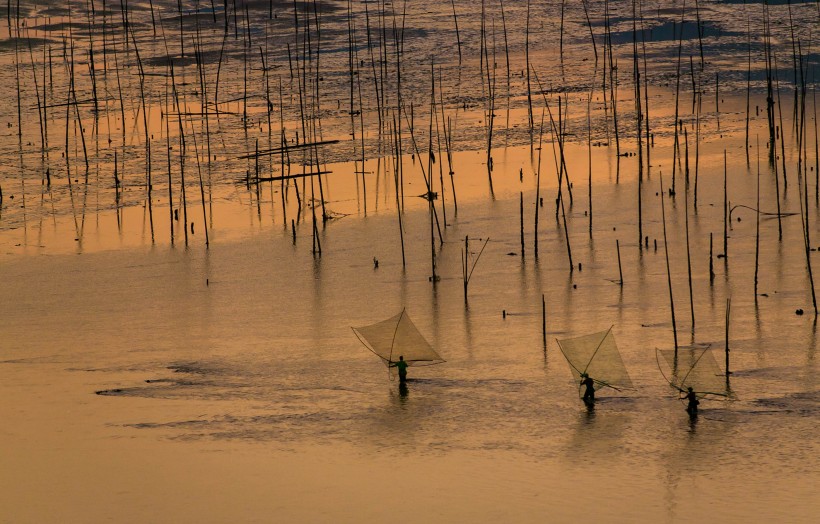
1;1;819;522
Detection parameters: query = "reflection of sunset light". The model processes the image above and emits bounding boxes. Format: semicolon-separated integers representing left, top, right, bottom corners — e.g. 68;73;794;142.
1;1;819;522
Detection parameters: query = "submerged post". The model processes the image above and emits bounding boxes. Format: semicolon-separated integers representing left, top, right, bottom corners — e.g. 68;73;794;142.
725;297;731;376
542;293;547;345
723;150;728;258
660;173;679;352
463;235;469;300
709;232;715;283
520;191;525;258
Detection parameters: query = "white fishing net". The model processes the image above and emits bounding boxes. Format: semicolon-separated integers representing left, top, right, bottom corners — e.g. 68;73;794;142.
658;348;728;397
557;328;634;391
353;309;444;366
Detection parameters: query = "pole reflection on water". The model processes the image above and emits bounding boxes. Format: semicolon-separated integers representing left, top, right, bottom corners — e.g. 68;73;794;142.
0;0;819;522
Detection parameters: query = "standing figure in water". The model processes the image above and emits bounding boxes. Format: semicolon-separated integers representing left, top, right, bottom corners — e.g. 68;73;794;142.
685;387;700;416
580;373;595;404
391;355;409;384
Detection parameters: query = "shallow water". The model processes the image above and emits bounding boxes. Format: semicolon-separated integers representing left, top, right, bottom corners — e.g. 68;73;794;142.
2;1;820;523
2;150;819;521
1;0;819;230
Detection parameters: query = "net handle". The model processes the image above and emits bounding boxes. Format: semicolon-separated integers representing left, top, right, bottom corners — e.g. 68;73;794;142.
386;308;406;381
580;325;615;377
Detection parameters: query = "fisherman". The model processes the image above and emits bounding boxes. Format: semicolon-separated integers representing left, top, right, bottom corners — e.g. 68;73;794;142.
580;373;595;404
390;355;409;384
685;387;700;416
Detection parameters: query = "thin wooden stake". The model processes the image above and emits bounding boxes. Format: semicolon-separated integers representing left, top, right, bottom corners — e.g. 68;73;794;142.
520;191;525;258
725;297;731;376
709;232;715;283
755;139;761;298
723;150;728;257
660;173;679;351
685;165;695;332
542;294;547;345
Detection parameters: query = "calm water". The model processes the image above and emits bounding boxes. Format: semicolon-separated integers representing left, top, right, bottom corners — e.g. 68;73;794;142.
1;1;819;522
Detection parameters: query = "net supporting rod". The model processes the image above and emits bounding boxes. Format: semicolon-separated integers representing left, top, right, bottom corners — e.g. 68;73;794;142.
388;308;406;367
581;325;615;377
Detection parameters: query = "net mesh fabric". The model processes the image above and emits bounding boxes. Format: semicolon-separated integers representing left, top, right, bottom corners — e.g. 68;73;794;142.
659;348;727;396
557;329;634;391
353;310;444;366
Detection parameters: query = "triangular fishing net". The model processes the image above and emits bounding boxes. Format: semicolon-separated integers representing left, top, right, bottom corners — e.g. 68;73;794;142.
352;309;445;366
556;328;634;391
658;348;728;397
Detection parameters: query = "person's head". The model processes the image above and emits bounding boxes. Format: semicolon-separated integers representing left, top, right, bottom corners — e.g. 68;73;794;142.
581;373;588;378
688;387;693;392
399;355;404;361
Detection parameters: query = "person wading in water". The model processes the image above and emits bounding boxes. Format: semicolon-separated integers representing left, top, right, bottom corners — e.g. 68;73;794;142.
581;373;595;404
390;355;409;384
684;387;700;416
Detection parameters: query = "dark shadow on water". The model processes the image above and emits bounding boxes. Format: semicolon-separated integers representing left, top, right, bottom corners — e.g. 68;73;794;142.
687;411;699;434
583;400;596;420
398;377;528;391
564;399;633;462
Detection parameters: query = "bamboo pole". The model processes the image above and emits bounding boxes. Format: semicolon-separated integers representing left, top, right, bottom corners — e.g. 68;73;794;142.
798;54;819;316
581;0;598;62
164;67;174;245
463;236;468;300
392;114;406;267
746;17;752;167
428;61;438;283
769;54;786;241
694;0;705;68
446;115;457;215
685;163;695;332
534;113;544;257
587;92;593;238
25;29;45;157
311;176;321;255
715;72;720;131
463;236;489;302
684;127;689;186
450;0;461;64
499;1;511;138
129;26;154;243
520;191;525;258
774;53;788;191
709;232;715;283
632;0;643;185
485;17;496;191
640;0;650;172
169;62;189;247
525;0;533;133
723;150;728;257
814;82;819;204
660;173;679;351
694;91;701;209
725;298;731;376
435;68;446;227
559;0;565;74
764;4;776;165
755;139;761;299
671;3;685;196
